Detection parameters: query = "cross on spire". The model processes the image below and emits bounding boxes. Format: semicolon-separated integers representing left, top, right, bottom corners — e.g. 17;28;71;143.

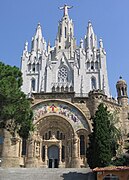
59;4;73;17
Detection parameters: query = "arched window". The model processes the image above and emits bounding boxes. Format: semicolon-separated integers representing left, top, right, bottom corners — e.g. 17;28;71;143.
80;135;85;155
103;174;119;180
122;87;125;96
125;87;127;96
95;61;98;69
52;86;55;92
32;63;35;72
65;27;67;38
56;131;64;140
70;28;72;37
58;67;68;83
48;131;51;139
70;86;74;92
117;88;121;96
91;77;96;90
31;78;36;91
42;146;45;160
91;61;94;70
65;86;68;92
61;86;64;92
45;133;47;140
57;131;60;139
87;61;90;69
62;146;65;160
28;63;31;72
36;63;39;71
60;132;63;140
59;28;62;42
56;86;60;92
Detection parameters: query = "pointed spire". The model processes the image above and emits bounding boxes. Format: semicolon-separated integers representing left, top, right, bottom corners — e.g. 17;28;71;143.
47;40;51;54
85;20;97;49
99;38;103;48
87;20;94;35
33;23;43;52
24;41;28;51
80;39;83;48
22;41;29;58
35;22;42;38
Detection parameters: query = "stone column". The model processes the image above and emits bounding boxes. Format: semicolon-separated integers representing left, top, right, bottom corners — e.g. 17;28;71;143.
43;144;48;167
78;138;80;158
71;134;80;168
1;129;20;167
39;140;43;165
25;135;38;167
58;142;63;168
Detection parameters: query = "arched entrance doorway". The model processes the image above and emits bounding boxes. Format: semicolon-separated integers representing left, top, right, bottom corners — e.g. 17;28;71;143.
48;145;59;168
38;114;74;168
25;100;91;168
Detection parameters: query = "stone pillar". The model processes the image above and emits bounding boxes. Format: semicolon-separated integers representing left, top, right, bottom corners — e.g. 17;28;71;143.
78;138;80;158
42;144;48;168
25;136;38;167
59;142;63;168
1;129;20;167
71;134;80;168
38;140;43;166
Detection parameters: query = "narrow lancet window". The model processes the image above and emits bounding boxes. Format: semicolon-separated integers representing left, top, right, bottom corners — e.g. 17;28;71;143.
31;78;36;91
91;77;96;90
65;27;67;38
80;135;85;155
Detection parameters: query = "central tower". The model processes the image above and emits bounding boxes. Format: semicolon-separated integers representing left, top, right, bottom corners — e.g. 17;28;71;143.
55;4;76;58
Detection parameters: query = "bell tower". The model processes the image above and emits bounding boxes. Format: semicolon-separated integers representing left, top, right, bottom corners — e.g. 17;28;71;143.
116;76;128;106
55;4;76;58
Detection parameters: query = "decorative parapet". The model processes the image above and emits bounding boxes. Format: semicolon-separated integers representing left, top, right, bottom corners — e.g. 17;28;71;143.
33;92;75;101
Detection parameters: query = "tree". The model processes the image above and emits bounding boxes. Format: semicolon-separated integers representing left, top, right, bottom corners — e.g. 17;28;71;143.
0;62;33;139
109;111;122;157
86;103;113;169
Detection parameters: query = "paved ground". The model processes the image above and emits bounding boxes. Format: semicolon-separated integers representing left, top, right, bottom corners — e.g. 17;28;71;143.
0;168;95;180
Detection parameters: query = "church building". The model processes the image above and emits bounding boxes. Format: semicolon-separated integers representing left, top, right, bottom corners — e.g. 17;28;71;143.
0;5;129;168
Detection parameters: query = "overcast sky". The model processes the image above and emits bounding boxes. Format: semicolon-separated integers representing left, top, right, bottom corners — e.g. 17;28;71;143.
0;0;129;97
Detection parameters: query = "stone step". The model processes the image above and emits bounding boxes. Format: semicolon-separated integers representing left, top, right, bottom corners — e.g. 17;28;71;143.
0;168;95;180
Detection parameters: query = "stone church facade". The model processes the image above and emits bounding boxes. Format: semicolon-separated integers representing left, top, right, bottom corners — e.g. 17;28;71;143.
0;5;129;168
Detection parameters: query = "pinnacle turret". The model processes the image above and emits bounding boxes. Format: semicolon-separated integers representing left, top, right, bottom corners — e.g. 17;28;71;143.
85;21;97;50
22;41;28;58
99;38;104;48
24;41;28;51
31;23;46;53
35;23;42;38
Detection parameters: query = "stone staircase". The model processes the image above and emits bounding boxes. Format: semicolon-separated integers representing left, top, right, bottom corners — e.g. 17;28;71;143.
0;168;95;180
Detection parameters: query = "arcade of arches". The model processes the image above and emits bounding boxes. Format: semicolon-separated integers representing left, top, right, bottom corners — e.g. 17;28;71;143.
25;100;91;168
